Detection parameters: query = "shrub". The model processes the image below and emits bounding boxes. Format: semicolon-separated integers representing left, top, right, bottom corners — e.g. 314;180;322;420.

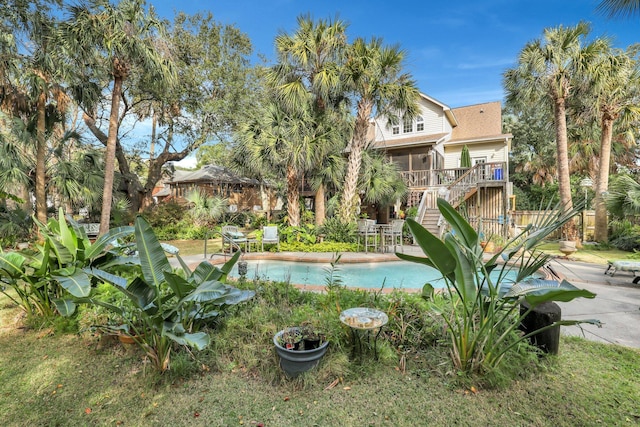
400;199;598;374
142;201;186;229
0;207;33;247
60;216;255;373
318;217;357;243
0;208;133;318
609;219;640;251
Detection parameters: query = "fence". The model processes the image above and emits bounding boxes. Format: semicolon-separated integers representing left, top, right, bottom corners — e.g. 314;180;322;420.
510;210;595;241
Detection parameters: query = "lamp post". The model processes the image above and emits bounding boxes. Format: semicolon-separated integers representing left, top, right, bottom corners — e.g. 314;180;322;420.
580;178;593;242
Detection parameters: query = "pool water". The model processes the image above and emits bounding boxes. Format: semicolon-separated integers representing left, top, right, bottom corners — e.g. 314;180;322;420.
229;259;521;290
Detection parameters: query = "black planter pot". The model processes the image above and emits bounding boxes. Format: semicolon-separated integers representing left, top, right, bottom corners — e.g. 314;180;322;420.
303;338;321;350
273;328;329;378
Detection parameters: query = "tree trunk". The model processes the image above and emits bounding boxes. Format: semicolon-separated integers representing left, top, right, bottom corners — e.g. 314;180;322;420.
554;96;576;240
99;75;123;235
315;184;325;226
594;113;615;242
286;164;300;226
35;91;47;225
339;98;373;223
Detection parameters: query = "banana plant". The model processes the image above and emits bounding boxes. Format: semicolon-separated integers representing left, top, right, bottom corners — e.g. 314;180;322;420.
0;208;133;317
67;215;254;372
397;198;599;373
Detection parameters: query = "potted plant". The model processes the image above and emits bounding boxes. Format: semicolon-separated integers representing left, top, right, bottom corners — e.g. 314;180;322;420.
277;327;303;350
301;322;325;350
273;326;329;378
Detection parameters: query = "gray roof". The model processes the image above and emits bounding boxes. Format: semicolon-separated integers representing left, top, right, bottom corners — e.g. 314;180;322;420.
169;164;262;186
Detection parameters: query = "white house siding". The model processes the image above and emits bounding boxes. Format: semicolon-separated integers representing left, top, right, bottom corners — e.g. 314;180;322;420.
374;99;447;142
443;141;508;169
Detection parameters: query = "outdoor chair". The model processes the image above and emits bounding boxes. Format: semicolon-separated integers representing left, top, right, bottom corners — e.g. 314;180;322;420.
357;219;378;253
261;225;280;252
382;219;405;253
221;225;247;253
605;260;640;284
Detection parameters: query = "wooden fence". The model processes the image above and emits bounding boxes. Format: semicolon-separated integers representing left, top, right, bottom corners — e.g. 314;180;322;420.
510;210;595;241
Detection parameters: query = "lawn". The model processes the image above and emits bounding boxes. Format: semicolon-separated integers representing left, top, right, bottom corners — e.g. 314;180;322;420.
1;289;639;426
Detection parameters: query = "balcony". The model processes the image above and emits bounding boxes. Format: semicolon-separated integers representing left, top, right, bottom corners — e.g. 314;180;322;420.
399;162;507;188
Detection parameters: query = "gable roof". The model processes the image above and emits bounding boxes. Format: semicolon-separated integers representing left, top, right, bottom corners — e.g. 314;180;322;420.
169;164;262;186
450;101;504;141
419;93;458;127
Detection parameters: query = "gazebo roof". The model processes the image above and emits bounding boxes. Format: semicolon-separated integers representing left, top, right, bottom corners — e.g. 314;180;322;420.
169;164;262;186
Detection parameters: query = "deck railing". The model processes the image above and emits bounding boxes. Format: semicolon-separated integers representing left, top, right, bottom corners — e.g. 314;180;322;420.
400;162;507;189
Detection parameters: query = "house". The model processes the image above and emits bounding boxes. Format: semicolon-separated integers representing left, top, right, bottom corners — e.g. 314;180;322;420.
157;164;280;216
368;94;512;237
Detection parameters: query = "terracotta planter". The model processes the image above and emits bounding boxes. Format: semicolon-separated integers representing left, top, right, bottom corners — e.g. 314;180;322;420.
559;240;577;256
118;334;143;345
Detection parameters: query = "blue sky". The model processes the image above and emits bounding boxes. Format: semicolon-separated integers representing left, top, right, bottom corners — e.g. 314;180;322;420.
151;0;639;108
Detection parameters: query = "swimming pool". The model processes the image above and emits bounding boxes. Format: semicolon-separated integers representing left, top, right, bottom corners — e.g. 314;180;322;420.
229;259;521;290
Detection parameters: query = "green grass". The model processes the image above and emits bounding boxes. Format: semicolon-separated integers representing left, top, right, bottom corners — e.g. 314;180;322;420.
537;242;631;264
1;286;639;426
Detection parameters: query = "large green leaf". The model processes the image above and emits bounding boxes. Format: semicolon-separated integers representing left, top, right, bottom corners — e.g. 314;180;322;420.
221;288;255;305
444;234;476;302
126;277;158;313
53;269;91;297
85;225;135;260
0;252;26;277
405;218;456;276
164;271;193;299
437;198;478;248
505;279;597;305
88;267;128;288
134;216;171;288
48;237;75;265
57;208;78;259
179;281;228;303
53;298;76;316
192;262;224;284
191;251;240;283
163;324;210;350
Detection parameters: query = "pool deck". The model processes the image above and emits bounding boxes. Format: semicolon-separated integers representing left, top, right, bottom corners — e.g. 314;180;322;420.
173;245;640;349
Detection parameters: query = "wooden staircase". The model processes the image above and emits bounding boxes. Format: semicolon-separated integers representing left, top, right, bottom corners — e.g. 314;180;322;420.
412;162;507;237
421;208;440;235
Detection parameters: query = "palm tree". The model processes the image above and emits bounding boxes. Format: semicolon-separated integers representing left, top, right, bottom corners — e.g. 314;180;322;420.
61;0;174;235
236;99;321;226
339;37;420;223
504;22;606;239
597;0;640;17
359;150;408;208
267;15;348;225
587;48;640;241
184;189;228;228
0;6;68;225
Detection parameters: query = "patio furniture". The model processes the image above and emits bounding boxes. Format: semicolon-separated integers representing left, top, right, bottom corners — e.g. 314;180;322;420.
261;225;280;252
357;219;378;253
605;260;640;284
381;219;405;253
221;225;248;253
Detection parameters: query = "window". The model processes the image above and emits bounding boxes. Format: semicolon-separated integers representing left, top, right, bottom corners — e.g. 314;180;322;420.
392;124;400;135
416;115;424;132
403;116;412;133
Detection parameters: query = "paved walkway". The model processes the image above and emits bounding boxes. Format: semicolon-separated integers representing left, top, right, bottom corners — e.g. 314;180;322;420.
176;245;640;349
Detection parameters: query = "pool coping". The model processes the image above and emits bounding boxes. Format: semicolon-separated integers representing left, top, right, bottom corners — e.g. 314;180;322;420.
202;250;552;294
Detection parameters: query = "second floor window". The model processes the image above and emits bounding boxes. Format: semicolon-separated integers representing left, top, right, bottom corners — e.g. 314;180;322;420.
416;115;424;132
403;116;412;133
